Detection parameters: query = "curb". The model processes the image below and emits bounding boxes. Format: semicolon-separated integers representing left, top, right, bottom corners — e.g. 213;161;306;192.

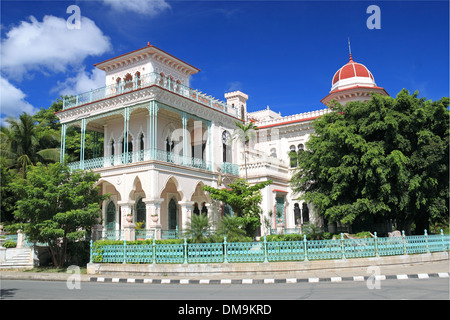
88;272;450;285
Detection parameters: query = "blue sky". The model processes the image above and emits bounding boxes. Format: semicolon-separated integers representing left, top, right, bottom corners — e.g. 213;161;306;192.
1;0;448;124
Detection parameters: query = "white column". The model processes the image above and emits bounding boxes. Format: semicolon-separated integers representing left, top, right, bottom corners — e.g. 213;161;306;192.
179;201;195;231
143;198;164;240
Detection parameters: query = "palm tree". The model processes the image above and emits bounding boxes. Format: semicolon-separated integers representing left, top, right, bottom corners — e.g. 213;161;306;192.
183;213;211;243
232;121;258;181
1;112;60;178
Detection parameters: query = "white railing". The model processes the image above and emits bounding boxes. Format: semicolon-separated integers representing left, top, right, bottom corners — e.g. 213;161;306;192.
63;72;238;118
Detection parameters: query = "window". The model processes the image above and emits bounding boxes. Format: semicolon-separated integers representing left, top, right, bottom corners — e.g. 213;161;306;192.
222;131;232;163
302;203;309;223
106;201;116;231
136;198;146;228
110;140;115;165
139;133;144;161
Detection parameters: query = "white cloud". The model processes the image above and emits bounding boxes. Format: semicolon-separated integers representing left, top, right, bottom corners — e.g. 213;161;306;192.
1;15;111;80
102;0;171;16
54;68;106;97
0;77;38;120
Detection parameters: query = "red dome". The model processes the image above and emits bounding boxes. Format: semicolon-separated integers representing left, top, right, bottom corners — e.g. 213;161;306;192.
332;54;374;85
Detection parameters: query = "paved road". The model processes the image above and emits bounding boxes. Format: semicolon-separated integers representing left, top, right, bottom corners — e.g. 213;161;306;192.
1;276;449;300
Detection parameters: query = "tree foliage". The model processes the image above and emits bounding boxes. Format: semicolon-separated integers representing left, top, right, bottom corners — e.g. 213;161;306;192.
9;162;106;267
291;90;449;234
202;178;272;237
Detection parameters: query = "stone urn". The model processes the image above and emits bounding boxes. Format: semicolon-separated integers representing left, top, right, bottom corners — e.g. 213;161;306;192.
126;215;133;223
151;215;159;223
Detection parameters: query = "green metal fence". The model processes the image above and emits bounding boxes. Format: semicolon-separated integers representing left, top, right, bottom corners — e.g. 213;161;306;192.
90;230;450;264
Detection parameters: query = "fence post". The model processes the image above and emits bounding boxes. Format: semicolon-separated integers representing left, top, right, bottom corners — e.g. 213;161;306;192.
424;229;429;253
89;240;93;263
183;238;188;264
303;235;309;261
263;236;268;263
374;232;379;257
340;233;346;260
123;240;127;264
223;237;228;263
402;230;407;255
441;229;446;252
152;238;156;264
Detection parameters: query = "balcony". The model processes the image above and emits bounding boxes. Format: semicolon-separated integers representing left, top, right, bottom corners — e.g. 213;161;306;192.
62;72;238;118
67;148;239;175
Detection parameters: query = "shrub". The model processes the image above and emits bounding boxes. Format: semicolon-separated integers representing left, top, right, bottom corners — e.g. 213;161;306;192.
3;240;17;248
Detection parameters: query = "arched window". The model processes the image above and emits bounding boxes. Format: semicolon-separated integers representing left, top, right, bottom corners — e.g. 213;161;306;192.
168;198;178;230
139;133;144;161
302;203;309;223
110;140;115;165
135;71;141;87
124;73;133;91
241;105;245;120
289;145;297;168
294;203;301;224
122;135;133;163
116;77;122;93
136;198;146;228
222;131;231;163
106;201;116;231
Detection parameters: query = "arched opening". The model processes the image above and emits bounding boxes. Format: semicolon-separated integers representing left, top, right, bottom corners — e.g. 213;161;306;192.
139;133;145;161
294;203;301;225
106;201;116;231
135;71;141;88
168;198;178;230
123;73;133;91
136;198;146;228
110;139;115;165
302;203;309;223
222;131;232;163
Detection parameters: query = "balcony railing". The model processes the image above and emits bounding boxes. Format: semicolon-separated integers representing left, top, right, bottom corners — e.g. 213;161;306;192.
62;72;238;118
67;148;238;175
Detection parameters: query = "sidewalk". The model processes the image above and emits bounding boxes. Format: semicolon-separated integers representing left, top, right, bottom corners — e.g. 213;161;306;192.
2;255;449;284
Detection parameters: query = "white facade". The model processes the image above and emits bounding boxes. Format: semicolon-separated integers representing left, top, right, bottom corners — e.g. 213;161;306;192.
55;45;387;238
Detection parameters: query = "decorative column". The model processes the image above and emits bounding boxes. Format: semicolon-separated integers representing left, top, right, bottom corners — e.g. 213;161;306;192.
179;201;195;231
144;198;164;240
207;121;213;171
123;107;130;163
147;101;159;159
117;201;134;234
182;111;188;165
60;123;66;163
80;118;86;169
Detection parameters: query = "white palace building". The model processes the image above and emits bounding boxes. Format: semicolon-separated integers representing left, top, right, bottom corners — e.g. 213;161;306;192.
55;44;388;239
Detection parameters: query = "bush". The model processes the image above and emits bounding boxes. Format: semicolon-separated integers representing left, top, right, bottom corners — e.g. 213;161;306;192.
3;240;17;248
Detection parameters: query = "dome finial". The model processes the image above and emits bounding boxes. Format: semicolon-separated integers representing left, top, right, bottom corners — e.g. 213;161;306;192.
348;37;353;61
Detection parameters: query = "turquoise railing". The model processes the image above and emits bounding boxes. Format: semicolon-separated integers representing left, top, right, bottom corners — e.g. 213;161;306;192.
67;148;212;172
90;230;450;264
63;72;238;118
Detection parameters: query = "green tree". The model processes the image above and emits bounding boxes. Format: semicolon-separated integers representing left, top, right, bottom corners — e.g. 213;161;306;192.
1;112;59;178
216;214;248;242
232;121;258;180
203;179;272;237
291;89;449;234
9;162;106;267
183;213;211;243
